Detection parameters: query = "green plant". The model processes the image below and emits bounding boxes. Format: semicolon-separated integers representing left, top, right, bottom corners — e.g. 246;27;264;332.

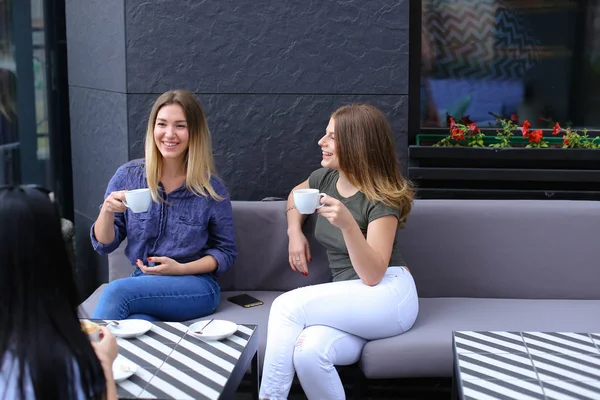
433;113;600;149
560;126;600;149
434;116;484;147
489;113;516;148
433;135;460;147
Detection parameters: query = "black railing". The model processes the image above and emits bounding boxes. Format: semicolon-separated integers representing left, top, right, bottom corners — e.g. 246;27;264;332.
0;142;20;185
407;144;600;200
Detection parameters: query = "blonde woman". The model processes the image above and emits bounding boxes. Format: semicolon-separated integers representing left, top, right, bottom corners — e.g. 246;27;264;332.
91;90;236;321
259;104;418;400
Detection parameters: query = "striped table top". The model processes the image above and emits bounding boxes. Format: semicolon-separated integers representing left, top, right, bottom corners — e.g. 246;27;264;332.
93;320;258;400
453;331;600;400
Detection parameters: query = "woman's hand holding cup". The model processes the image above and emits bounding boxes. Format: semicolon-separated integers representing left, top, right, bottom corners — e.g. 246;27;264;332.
102;190;128;214
316;195;354;230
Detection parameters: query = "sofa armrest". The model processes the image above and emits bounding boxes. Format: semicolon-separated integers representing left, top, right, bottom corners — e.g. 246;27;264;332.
108;239;134;282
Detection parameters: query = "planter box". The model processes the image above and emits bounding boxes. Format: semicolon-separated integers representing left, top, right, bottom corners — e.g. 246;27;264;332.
415;134;567;148
408;135;600;200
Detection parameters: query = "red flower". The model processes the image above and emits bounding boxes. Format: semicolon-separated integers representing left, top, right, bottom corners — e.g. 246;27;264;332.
462;115;473;125
467;122;480;134
510;113;519;124
449;117;457;130
552;122;561;136
451;127;465;141
529;130;543;143
563;135;569;145
520;120;531;137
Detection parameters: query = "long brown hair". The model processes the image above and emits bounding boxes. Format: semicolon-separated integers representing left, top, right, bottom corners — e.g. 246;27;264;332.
332;104;414;224
144;90;222;202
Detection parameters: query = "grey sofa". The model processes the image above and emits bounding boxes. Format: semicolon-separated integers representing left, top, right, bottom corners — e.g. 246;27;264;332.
80;199;600;379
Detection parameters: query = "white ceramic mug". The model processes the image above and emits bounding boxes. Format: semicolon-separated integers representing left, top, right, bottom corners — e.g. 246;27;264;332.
123;188;151;213
293;189;326;214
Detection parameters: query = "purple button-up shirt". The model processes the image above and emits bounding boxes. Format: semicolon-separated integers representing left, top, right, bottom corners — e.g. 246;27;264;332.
90;160;237;276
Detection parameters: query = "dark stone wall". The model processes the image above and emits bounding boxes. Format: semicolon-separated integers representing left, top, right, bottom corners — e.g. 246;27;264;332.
66;0;410;295
128;94;408;200
66;0;129;297
125;0;410;200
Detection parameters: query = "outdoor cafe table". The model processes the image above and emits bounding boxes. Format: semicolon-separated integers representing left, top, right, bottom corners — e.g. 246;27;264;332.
93;320;259;400
452;330;600;400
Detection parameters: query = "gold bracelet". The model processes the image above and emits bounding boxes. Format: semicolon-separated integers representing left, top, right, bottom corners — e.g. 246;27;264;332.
285;205;296;214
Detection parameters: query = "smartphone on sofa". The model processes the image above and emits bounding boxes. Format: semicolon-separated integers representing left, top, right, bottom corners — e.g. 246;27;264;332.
227;294;264;308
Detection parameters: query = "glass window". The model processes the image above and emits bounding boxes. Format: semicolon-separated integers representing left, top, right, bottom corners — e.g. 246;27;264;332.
0;0;52;187
420;0;600;131
0;0;19;183
32;0;51;185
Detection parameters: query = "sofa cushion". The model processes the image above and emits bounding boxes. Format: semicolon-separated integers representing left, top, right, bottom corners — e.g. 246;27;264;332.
79;283;107;318
108;240;134;281
105;201;332;291
399;200;600;299
192;290;282;372
360;297;600;379
218;201;331;292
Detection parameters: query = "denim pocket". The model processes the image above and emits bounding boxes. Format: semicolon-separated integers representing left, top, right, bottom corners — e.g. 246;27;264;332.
178;216;207;238
130;212;151;221
128;212;151;236
178;215;202;226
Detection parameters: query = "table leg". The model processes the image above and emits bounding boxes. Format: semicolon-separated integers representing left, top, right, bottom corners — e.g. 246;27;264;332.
251;352;260;400
452;378;459;400
452;360;460;400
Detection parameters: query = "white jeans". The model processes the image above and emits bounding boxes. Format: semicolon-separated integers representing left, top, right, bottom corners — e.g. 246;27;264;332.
259;266;419;400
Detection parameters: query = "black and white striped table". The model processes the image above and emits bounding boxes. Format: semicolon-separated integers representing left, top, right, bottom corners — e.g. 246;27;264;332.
94;320;259;400
452;331;600;400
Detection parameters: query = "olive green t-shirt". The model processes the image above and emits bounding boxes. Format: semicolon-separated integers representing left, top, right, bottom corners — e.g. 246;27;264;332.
309;168;407;282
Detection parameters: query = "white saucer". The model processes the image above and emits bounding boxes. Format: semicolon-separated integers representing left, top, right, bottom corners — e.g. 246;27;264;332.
187;320;238;341
112;355;137;383
107;319;153;338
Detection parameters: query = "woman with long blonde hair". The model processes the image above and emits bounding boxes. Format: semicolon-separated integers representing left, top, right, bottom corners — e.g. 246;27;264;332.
259;104;418;400
91;90;236;321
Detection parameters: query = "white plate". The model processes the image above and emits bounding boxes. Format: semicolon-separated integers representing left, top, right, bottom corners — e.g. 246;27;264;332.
187;319;238;341
112;355;137;383
107;319;153;338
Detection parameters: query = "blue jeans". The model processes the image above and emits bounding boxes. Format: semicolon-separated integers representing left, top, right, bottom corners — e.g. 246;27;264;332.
91;274;220;321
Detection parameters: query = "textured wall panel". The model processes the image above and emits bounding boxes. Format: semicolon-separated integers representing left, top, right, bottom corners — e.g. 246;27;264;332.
128;94;408;200
66;0;126;91
69;87;129;219
125;0;409;94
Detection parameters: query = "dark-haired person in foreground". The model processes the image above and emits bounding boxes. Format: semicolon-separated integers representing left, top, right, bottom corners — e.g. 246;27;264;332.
0;185;118;399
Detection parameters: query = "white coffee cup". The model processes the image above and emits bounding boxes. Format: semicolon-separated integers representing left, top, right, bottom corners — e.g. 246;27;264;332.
123;188;151;213
293;189;327;214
